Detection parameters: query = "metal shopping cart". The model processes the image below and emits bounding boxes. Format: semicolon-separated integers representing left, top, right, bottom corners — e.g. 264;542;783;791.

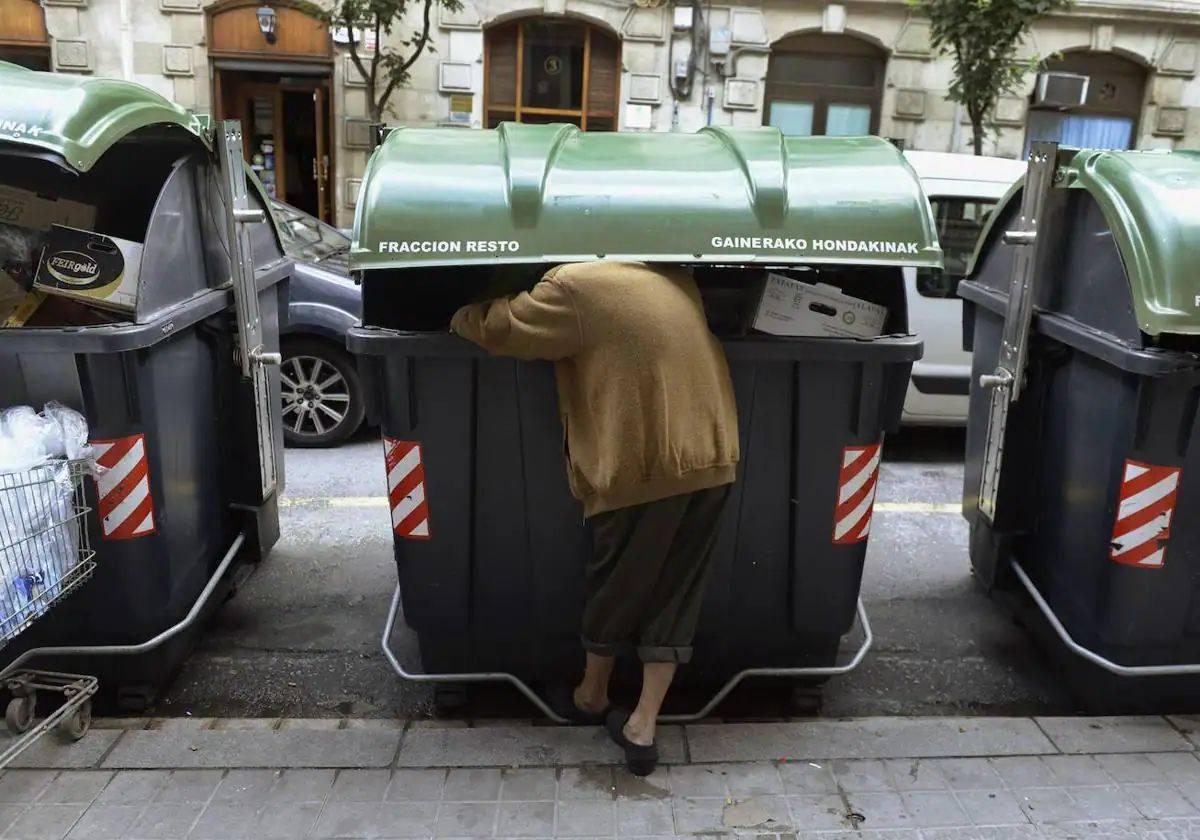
0;459;98;766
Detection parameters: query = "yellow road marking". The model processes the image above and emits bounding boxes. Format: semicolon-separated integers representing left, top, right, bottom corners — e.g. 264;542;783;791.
281;496;388;508
875;502;960;514
282;497;961;514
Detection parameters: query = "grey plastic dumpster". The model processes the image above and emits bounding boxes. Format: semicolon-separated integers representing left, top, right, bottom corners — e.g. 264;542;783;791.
349;124;942;719
0;66;289;708
962;142;1200;706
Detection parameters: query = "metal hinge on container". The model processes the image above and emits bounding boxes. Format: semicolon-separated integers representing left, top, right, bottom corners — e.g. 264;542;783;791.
215;120;281;500
977;141;1062;524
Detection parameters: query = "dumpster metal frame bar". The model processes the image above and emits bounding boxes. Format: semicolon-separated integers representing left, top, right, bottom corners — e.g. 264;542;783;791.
0;533;245;767
216;120;281;502
380;584;873;724
1012;560;1200;677
659;599;873;723
0;262;291;355
978;140;1060;524
0;533;245;677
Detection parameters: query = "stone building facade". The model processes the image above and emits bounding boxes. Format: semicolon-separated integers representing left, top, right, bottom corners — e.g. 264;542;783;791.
3;0;1200;227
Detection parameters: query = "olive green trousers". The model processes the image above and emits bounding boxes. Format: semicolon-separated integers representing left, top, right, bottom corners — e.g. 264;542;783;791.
581;484;731;664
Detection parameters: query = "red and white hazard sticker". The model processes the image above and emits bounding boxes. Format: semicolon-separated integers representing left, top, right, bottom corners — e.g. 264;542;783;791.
1111;459;1181;569
833;442;882;545
92;434;157;540
384;437;431;540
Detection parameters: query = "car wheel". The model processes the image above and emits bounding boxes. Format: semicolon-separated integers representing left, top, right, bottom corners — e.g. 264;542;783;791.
280;338;365;448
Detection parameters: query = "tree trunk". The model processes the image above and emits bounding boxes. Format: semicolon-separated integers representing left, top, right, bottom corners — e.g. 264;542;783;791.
972;119;984;156
367;94;383;148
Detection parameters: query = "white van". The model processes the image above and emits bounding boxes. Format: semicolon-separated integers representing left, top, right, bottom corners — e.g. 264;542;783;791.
902;151;1027;425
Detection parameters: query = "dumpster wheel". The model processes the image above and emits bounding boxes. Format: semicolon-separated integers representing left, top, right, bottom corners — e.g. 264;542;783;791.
4;695;34;735
58;699;91;742
433;684;469;716
790;685;824;716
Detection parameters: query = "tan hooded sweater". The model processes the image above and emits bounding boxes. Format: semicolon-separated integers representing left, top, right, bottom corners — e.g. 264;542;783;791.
451;261;739;517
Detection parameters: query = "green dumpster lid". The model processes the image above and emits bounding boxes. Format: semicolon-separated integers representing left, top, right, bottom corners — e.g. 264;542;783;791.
351;123;943;271
970;148;1200;337
0;63;208;172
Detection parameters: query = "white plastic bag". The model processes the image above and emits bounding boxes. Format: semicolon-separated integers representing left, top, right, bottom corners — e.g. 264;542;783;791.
0;401;89;632
42;402;90;461
0;402;93;473
0;461;75;630
0;426;47;473
0;406;55;468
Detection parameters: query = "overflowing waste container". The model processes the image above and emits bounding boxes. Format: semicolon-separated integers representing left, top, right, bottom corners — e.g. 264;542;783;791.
962;142;1200;699
349;123;941;718
0;65;289;710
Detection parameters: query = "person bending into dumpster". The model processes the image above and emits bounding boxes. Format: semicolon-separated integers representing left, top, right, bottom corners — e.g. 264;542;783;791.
451;261;739;776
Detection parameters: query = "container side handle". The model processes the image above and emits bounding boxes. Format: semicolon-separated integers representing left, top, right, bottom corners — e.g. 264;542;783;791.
1012;560;1200;676
381;584;872;724
658;598;872;722
380;583;570;723
0;533;246;679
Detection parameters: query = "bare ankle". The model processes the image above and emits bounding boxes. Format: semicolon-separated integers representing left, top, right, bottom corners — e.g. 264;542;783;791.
623;713;655;746
573;686;608;714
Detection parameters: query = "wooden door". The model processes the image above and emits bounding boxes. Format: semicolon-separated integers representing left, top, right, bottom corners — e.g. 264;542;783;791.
0;0;51;68
216;71;332;219
221;76;286;200
0;0;48;49
314;86;329;222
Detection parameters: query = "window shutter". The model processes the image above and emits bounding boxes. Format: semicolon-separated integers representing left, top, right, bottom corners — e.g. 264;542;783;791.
586;31;619;118
487;22;519;108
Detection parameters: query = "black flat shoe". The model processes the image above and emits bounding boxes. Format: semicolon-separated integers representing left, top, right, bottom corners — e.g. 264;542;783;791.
546;684;609;725
605;708;658;776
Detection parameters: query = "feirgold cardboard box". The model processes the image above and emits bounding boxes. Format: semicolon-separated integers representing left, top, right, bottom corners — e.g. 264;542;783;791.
33;225;143;314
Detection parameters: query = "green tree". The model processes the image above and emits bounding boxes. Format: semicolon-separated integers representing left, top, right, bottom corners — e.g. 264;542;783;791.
910;0;1072;154
322;0;463;126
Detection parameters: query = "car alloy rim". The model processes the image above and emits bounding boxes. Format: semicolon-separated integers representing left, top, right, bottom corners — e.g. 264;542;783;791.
281;354;351;437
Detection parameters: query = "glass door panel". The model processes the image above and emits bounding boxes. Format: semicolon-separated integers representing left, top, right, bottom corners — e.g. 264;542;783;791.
826;103;872;136
769;101;815;136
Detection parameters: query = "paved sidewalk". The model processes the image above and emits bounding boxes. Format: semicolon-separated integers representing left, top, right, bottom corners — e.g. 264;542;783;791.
2;715;1200;837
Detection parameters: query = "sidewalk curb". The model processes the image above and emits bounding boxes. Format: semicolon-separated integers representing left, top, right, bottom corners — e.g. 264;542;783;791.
2;715;1194;771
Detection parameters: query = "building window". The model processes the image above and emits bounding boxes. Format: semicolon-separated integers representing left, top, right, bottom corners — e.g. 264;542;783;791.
484;18;620;130
764;33;886;137
1025;51;1147;155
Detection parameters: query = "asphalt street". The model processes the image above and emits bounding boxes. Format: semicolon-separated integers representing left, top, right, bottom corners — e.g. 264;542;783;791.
156;426;1074;721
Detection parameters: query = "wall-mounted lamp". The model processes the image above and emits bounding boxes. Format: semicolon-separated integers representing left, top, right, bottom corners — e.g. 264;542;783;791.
256;5;278;44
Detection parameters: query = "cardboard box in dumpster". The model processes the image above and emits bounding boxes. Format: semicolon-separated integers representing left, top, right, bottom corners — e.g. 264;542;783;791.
2;187;97;301
0;185;95;231
33;225;143;314
752;273;888;339
0;274;25;324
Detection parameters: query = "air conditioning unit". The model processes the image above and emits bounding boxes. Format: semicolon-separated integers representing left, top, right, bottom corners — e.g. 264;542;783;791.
1035;72;1089;109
